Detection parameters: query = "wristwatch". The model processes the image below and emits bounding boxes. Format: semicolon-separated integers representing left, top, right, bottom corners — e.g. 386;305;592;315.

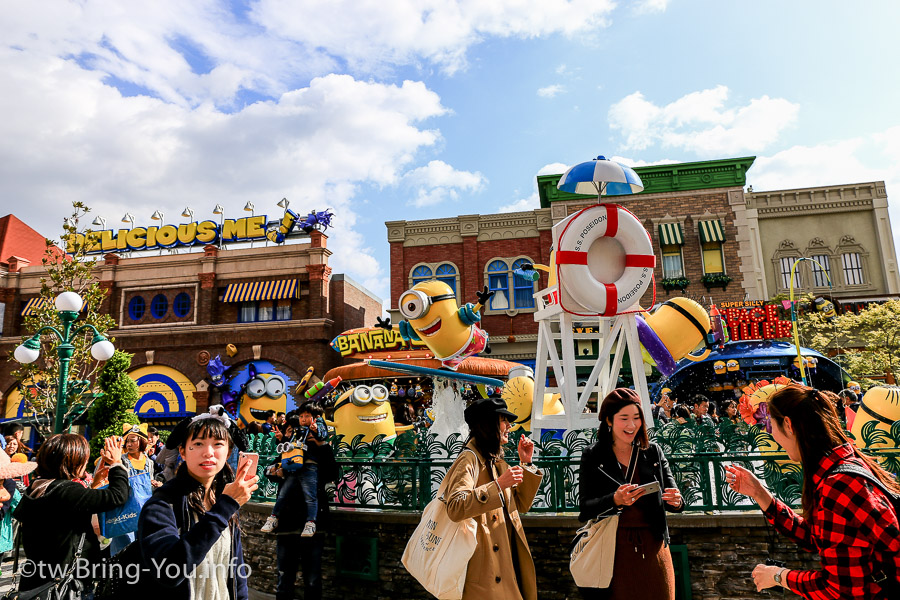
773;568;787;587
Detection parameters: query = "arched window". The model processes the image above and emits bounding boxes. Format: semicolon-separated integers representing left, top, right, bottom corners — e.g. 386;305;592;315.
511;258;536;309
173;292;191;318
435;263;457;294
411;265;433;287
150;294;168;319
487;260;510;310
128;296;146;321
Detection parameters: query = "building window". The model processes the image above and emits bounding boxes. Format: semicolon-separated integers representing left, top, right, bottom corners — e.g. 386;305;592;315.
810;255;832;287
128;296;146;321
487;260;510;310
701;241;724;274
173;292;191;318
661;244;684;278
239;300;292;323
485;258;536;311
842;252;864;285
511;258;536;309
411;265;433;287
276;299;292;320
435;264;457;294
779;256;801;290
150;294;168;319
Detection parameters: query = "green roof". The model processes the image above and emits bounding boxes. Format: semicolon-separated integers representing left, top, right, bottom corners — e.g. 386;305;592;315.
537;156;756;208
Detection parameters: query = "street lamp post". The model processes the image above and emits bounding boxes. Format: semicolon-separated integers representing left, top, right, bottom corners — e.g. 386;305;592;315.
13;291;115;433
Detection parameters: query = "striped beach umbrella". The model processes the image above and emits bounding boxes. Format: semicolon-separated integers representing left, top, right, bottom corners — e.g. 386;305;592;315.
556;155;644;201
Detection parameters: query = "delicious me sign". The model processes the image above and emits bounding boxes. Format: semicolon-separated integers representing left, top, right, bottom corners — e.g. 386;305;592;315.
719;300;793;341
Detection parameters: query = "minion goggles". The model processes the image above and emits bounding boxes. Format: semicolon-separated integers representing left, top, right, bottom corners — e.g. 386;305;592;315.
333;384;389;412
399;289;456;320
276;441;307;454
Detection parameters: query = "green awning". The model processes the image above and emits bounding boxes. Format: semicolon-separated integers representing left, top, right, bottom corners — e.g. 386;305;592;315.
658;223;683;246
698;219;725;243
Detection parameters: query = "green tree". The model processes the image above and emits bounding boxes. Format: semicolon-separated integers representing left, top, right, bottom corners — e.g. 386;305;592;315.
793;294;900;388
9;202;116;437
87;350;140;462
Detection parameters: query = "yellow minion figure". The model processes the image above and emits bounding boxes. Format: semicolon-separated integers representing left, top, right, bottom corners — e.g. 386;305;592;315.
726;359;740;373
713;361;727;376
326;384;413;444
377;281;494;370
851;387;900;456
848;381;861;395
276;437;306;472
235;364;288;428
501;367;564;432
814;297;837;320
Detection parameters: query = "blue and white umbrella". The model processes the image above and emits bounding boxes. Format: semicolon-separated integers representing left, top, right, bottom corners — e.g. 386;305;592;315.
556;155;644;200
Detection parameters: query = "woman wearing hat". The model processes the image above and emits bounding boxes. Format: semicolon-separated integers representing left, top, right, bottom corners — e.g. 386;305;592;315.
104;422;162;556
578;388;684;599
442;396;543;600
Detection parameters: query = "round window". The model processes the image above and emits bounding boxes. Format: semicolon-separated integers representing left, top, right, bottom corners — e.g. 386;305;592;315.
173;292;191;318
128;296;146;321
150;294;168;319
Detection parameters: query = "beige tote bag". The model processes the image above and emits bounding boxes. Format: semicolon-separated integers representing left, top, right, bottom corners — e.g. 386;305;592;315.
402;450;479;599
569;514;619;588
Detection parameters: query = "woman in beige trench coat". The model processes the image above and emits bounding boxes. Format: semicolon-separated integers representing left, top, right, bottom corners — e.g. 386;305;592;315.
443;396;543;600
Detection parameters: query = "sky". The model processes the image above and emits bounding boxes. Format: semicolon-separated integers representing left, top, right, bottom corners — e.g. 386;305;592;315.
3;1;900;310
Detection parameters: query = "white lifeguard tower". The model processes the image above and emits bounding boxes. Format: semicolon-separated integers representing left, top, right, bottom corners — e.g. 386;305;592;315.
529;157;655;436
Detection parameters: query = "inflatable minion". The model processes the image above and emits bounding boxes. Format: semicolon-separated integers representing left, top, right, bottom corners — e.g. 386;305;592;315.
326;384;413;444
501;367;565;432
814;297;837;321
235;364;288;428
851;387;900;455
848;381;861;395
636;298;712;376
379;281;494;370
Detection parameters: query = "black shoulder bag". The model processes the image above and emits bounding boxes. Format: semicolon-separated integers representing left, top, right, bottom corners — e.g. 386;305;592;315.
2;532;86;600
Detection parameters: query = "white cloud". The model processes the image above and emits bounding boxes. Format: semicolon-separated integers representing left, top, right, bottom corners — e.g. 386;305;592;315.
537;84;565;98
608;85;799;156
403;160;486;207
252;0;618;75
0;49;448;300
633;0;670;15
498;162;571;212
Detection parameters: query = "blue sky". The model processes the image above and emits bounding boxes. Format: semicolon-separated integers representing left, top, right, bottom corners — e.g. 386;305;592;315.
3;1;900;309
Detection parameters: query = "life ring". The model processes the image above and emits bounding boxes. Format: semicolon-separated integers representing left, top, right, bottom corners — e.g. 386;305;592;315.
556;204;655;316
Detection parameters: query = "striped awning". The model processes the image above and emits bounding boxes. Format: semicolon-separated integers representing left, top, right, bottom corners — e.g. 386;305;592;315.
221;279;299;303
698;219;725;243
658;223;684;246
20;298;52;316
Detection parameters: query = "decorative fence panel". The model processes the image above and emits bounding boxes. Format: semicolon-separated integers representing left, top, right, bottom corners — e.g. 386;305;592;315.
247;419;900;513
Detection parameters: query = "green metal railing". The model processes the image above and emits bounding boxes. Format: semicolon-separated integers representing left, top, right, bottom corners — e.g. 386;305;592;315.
247;419;900;513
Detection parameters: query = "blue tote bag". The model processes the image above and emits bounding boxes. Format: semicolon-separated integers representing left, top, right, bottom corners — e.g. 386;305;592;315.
100;470;153;538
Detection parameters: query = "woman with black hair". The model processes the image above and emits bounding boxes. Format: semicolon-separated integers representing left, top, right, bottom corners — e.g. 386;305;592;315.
727;384;900;598
137;412;258;600
441;396;542;600
577;388;684;599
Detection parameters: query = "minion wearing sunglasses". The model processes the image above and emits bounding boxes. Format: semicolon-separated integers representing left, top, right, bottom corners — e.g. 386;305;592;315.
376;280;494;370
327;384;414;443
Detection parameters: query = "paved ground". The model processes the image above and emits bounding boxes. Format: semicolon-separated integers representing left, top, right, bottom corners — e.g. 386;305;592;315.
0;555;16;594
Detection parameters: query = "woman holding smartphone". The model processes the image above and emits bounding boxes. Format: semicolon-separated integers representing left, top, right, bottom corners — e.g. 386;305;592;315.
138;411;258;600
726;384;900;598
578;388;684;599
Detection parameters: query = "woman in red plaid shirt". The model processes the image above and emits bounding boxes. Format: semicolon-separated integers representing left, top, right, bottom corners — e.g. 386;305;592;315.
726;384;900;599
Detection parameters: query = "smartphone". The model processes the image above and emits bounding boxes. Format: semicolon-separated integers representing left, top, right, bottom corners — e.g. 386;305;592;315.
636;481;661;495
239;452;259;480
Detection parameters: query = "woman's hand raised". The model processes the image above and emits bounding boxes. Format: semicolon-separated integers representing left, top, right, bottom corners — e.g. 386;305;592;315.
725;464;773;511
613;484;645;507
517;435;534;464
496;466;523;490
222;460;259;506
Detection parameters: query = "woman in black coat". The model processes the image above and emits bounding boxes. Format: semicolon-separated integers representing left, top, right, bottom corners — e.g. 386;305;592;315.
14;434;129;592
578;388;685;600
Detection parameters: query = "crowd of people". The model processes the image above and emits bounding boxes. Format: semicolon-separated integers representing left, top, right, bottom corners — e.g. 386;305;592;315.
0;379;895;600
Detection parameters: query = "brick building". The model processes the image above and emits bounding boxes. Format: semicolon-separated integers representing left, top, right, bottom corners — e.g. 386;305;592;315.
0;228;382;430
387;157;761;368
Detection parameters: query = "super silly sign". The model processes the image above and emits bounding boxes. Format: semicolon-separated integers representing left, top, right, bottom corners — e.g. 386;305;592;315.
331;327;426;358
722;302;793;341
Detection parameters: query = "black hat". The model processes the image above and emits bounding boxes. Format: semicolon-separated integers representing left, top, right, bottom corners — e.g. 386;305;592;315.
464;397;517;428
